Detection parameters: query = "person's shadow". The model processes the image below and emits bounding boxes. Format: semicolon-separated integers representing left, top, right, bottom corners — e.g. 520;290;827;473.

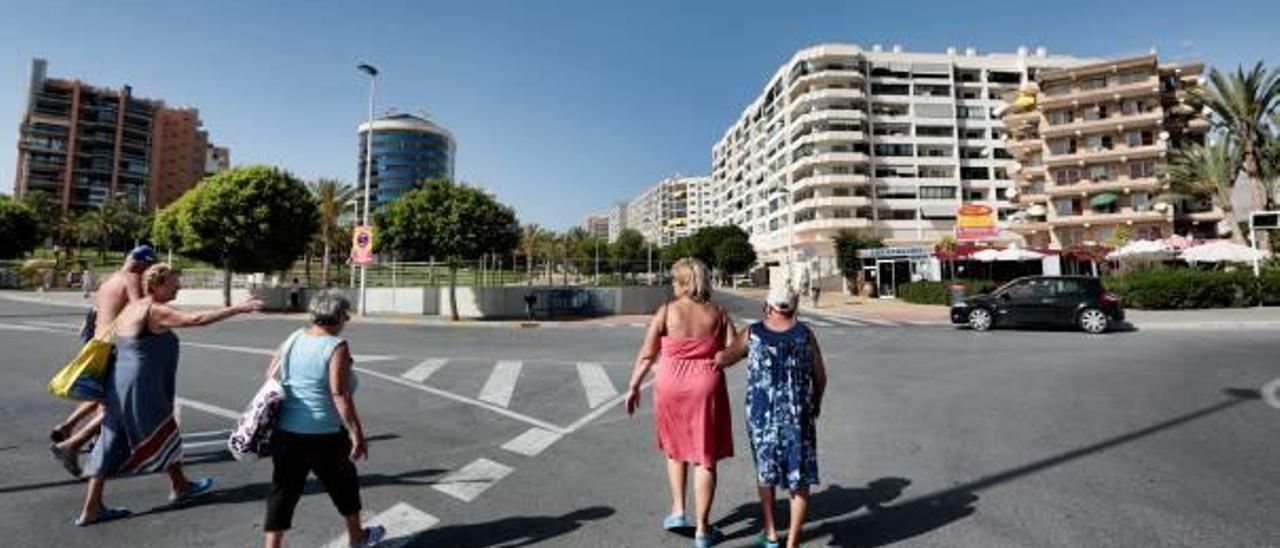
712;477;977;547
405;506;615;547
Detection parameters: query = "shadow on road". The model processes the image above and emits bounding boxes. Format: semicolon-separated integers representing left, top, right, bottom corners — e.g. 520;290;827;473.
406;506;615;548
718;388;1261;546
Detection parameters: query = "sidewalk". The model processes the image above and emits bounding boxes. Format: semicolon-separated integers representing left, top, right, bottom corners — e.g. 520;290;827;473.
0;290;653;329
724;287;951;324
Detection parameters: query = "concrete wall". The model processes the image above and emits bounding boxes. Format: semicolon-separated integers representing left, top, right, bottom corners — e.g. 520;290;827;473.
175;285;670;319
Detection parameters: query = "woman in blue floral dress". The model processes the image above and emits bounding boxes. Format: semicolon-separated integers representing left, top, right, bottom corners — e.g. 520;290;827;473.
719;287;826;548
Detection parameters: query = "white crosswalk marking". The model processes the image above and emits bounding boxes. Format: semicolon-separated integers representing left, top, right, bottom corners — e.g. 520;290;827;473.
402;358;448;383
806;318;834;327
825;316;867;327
576;362;618;408
478;360;522;408
501;426;563;456
323;502;438;548
432;458;514;502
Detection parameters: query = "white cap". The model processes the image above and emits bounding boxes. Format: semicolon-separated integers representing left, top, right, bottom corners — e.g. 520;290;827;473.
767;287;798;313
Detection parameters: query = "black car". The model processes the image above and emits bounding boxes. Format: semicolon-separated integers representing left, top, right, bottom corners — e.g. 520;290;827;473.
950;276;1124;334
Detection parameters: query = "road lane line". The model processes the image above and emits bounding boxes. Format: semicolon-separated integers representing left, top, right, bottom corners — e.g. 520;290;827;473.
576;362;618;409
323;502;438;548
401;358;448;383
0;323;64;333
354;366;566;433
431;458;513;502
179;341;397;362
184;429;232;439
182;439;228;451
477;360;522;408
806;318;833;327
21;320;81;329
501;427;563;457
563;378;655;434
175;397;241;421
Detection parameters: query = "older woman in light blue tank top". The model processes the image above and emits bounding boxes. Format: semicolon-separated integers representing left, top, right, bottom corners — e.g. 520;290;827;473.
263;291;383;548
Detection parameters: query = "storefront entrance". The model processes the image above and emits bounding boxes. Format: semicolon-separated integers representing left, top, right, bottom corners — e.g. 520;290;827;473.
875;259;912;299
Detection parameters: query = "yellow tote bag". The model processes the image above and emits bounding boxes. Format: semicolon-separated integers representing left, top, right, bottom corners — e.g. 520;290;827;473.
47;321;117;400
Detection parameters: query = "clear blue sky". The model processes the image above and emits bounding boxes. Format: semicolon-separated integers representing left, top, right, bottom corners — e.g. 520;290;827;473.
1;0;1276;230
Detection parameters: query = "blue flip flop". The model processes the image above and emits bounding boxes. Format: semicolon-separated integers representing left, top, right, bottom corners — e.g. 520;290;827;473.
169;476;215;504
663;513;689;531
74;507;131;527
758;532;781;548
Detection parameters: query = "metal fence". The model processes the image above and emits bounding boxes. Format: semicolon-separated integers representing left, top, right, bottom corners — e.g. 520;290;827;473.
173;259;672;290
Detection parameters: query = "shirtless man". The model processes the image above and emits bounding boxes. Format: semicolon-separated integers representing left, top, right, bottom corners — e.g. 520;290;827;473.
49;245;156;477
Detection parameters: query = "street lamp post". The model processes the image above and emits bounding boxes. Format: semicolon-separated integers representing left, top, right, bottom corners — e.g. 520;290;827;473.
357;63;378;316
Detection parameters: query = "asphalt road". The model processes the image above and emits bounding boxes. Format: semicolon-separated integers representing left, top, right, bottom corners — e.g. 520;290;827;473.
1;294;1278;547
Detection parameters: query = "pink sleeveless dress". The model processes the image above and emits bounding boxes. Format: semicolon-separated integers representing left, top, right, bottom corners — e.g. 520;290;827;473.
654;335;734;468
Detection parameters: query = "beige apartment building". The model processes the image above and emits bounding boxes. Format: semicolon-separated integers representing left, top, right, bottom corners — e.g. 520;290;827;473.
1004;54;1218;249
14;58;226;211
626;175;710;247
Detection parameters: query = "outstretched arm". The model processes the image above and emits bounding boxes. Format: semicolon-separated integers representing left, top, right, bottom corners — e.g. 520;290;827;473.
149;297;263;329
625;304;666;416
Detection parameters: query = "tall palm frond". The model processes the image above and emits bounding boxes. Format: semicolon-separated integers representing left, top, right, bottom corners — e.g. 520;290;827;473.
1161;139;1244;242
308;179;357;287
1198;62;1280;210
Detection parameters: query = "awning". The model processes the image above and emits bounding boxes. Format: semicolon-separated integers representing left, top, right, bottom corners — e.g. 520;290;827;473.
1089;193;1119;208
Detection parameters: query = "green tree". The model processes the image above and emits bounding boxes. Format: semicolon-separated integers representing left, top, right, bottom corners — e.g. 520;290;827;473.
1161;139;1245;243
833;229;882;289
936;234;958;281
519;224;547;280
611;229;648;279
0;195;40;259
20;190;59;246
308;178;357;287
380;179;519;320
1197;63;1280;212
152;166;319;305
712;236;756;284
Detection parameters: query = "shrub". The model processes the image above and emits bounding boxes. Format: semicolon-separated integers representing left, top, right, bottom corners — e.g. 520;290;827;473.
898;279;999;305
1109;268;1261;309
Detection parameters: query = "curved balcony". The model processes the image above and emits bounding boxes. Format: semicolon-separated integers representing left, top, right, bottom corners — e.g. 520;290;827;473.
789;88;866;112
789;108;866;129
1043;143;1167;168
1046;177;1162;198
1039;110;1164;139
787;152;870;174
792;173;870;188
1037;76;1160;109
793;218;872;233
793;195;872;209
1048;210;1169;227
790;130;866;152
788;70;865;99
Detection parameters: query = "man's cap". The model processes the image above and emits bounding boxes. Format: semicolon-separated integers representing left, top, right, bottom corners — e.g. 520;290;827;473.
767;286;798;313
129;245;158;263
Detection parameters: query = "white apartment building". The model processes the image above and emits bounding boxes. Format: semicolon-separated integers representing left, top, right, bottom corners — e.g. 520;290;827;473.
606;202;628;243
582;213;610;240
626;175;711;247
709;43;1088;283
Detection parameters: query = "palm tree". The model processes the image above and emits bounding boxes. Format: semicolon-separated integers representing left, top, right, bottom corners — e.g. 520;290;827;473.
1162;139;1245;243
520;224;543;282
308;179;357;288
1198;63;1280;212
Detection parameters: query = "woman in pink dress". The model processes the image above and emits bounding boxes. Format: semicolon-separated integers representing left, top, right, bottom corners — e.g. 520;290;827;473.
626;258;738;547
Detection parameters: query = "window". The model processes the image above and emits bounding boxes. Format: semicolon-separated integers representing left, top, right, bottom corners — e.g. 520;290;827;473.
1044;82;1071;96
1085;135;1114;151
919;186;956;199
957;106;986;120
1129;160;1157;179
1089;165;1111;182
871;83;910;95
1116;71;1150;85
993;148;1014;160
832;187;851;197
1121;100;1151;115
1132;192;1150;211
917;125;953;137
962;128;986;139
1049;138;1078;155
993;167;1010;180
1055;168;1082;185
961;167;990;180
875;144;914;157
1082;76;1108;90
834;209;854;219
1125;130;1154;147
1083;104;1109;121
1056;199;1078;216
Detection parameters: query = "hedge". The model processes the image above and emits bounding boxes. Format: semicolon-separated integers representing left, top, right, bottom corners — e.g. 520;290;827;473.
1105;268;1268;309
898;279;999;305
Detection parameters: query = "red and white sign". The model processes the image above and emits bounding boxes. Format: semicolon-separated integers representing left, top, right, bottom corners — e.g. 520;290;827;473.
955;204;998;241
351;225;375;265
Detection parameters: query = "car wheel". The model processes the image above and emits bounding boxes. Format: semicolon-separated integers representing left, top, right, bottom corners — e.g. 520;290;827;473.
967;308;994;331
1078;308;1110;334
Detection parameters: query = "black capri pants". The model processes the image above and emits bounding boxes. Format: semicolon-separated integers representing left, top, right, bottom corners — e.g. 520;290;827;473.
264;429;362;531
